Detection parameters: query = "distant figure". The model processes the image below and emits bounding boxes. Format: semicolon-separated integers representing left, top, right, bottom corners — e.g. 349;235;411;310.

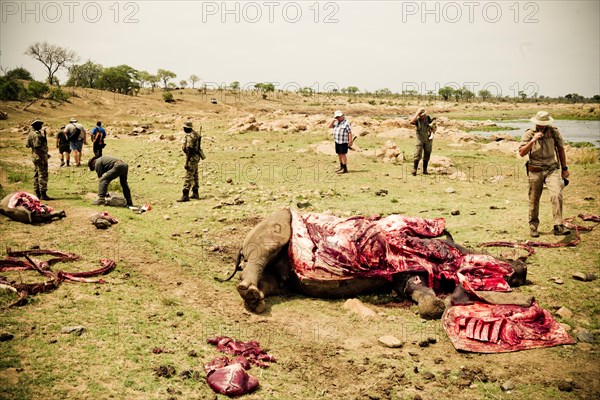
88;155;133;207
177;121;204;202
64;118;87;167
328;110;353;174
90;121;107;157
26;118;53;200
409;108;436;176
55;125;70;167
519;111;570;237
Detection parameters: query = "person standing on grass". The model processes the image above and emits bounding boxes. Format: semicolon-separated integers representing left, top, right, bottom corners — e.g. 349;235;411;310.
90;121;107;157
328;110;353;174
64;118;87;167
409;108;436;176
177;121;204;202
26;118;53;200
519;111;570;238
56;125;70;167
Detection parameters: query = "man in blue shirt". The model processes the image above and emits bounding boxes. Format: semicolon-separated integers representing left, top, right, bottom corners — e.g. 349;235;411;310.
90;121;107;157
328;110;353;174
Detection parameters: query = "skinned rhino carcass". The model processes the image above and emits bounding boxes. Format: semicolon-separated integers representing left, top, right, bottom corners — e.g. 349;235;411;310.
0;192;66;224
224;209;526;319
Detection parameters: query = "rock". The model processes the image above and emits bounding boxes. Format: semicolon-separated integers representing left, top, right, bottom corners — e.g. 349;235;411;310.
554;278;564;285
445;187;455;194
297;200;311;209
500;380;515;391
418;340;429;348
573;272;596;282
558;379;574;392
450;210;460;216
61;326;85;336
556;307;573;320
423;372;435;380
378;335;404;348
0;111;8;120
163;215;171;220
0;333;14;341
559;323;572;332
343;299;378;319
375;189;388;196
434;357;443;364
576;330;595;343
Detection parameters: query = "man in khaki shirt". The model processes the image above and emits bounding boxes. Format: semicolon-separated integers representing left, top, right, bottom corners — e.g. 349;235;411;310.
519;111;570;237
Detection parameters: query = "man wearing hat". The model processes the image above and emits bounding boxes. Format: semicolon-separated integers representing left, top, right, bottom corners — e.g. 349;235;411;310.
519;111;570;237
26;118;53;200
177;121;203;202
409;107;436;176
328;110;353;174
64;118;87;167
88;155;133;207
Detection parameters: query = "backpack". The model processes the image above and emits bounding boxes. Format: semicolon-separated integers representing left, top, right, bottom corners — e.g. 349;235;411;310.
68;124;81;142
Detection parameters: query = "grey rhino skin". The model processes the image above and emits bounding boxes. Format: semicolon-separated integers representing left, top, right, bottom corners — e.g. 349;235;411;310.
0;192;66;224
228;209;453;319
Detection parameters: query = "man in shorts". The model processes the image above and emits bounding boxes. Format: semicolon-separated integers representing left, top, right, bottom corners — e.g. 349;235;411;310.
328;110;353;174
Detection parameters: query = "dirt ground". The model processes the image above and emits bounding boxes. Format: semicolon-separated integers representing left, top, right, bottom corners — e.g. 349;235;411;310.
0;89;599;400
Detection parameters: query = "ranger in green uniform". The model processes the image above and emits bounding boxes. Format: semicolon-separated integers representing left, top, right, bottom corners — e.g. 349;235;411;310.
177;122;203;202
519;111;570;237
409;108;436;176
26;118;53;200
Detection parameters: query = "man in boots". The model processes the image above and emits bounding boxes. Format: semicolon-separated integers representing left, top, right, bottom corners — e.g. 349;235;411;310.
26;118;53;200
409;108;435;176
328;110;353;174
55;125;70;167
88;155;133;207
177;121;203;202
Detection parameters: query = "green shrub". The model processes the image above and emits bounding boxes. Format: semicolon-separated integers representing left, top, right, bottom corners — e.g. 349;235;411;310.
49;87;69;101
27;80;50;99
162;92;174;102
0;77;26;100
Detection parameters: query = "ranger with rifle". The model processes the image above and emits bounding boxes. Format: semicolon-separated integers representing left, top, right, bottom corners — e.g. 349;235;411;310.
177;121;205;202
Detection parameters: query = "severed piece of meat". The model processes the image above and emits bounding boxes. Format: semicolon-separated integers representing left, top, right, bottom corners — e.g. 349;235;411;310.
443;302;574;353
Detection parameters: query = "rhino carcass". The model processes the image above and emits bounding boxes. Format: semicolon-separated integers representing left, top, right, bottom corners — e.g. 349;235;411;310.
0;192;66;224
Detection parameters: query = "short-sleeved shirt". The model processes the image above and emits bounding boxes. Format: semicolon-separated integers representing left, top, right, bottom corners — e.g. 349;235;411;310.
57;131;69;148
65;123;86;142
519;126;564;168
333;119;351;144
91;126;106;143
415;116;433;143
94;156;125;178
26;129;48;161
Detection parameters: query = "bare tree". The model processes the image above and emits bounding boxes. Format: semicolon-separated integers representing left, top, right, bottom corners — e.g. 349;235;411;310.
25;42;78;85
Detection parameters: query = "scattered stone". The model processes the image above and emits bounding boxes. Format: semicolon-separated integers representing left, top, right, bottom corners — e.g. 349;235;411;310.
163;215;171;220
418;340;430;348
559;323;572;332
554;278;564;285
343;298;379;319
556;307;573;320
408;351;419;357
577;330;595;343
375;189;388;196
297;200;312;209
423;372;435;380
445;187;455;194
0;333;14;342
176;311;184;317
61;326;85;336
427;337;437;344
469;384;478;389
558;379;574;392
572;272;597;282
378;335;404;348
500;380;515;391
583;196;594;201
434;357;443;364
154;364;176;378
450;210;460;216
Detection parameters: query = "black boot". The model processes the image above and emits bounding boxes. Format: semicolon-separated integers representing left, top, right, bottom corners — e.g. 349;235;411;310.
125;197;133;207
335;163;343;172
35;190;41;199
40;191;54;201
190;186;200;200
177;189;190;202
423;160;429;175
412;160;419;176
336;164;347;174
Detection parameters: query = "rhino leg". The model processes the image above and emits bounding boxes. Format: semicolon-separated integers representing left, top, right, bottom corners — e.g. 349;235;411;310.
401;274;446;320
236;209;292;312
31;210;67;223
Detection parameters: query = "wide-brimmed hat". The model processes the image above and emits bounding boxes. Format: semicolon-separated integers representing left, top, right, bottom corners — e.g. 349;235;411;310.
530;111;554;126
31;118;43;126
69;118;78;123
183;121;193;129
334;110;344;118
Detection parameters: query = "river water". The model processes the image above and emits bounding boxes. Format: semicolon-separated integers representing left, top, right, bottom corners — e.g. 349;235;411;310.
469;120;600;147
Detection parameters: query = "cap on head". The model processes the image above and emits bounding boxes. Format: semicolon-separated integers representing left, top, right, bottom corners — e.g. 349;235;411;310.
334;110;344;118
69;118;78;123
184;121;193;129
530;111;554;126
31;118;43;126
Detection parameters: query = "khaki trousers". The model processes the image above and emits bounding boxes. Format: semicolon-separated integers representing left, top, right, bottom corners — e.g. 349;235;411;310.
528;168;564;230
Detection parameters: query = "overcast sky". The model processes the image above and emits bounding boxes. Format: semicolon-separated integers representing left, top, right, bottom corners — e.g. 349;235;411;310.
2;0;599;97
